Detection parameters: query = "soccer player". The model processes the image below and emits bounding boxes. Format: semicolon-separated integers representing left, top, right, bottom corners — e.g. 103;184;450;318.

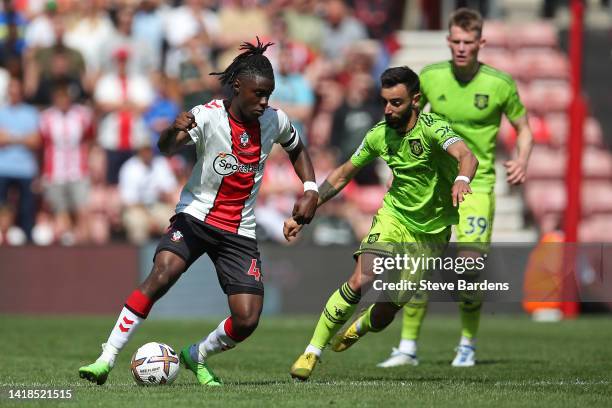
287;66;479;381
78;39;319;386
377;8;533;369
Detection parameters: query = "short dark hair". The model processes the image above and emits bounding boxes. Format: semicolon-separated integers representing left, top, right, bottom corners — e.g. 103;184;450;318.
210;37;274;86
448;8;483;37
380;66;419;95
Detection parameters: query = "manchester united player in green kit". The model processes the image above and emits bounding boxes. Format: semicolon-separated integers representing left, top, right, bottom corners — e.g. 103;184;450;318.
377;8;534;369
287;66;479;381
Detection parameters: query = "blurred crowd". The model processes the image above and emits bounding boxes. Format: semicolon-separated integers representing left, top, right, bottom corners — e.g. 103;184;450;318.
0;0;406;246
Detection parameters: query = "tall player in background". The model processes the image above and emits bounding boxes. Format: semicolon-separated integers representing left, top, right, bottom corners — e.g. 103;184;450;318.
378;8;533;369
78;39;319;386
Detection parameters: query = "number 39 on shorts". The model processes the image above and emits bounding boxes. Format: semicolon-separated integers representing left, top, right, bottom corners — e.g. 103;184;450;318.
464;216;488;235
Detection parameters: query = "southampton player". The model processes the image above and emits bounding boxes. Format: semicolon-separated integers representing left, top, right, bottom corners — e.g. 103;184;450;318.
378;8;533;369
78;39;319;386
287;66;478;381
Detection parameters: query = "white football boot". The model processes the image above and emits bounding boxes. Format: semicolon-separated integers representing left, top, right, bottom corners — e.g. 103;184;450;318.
376;348;419;368
451;345;476;367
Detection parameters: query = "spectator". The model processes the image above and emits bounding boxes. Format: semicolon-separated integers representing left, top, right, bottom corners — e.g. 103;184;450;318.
165;33;219;111
321;0;368;63
24;0;59;49
94;47;155;184
85;145;122;244
330;72;380;163
132;0;167;71
143;73;181;153
216;0;270;51
0;0;28;66
24;13;87;104
0;66;8;105
349;0;405;41
163;0;219;52
263;13;315;74
101;6;156;76
0;76;41;240
39;80;94;244
269;44;315;142
63;0;115;75
0;205;27;245
256;145;301;242
283;0;325;52
118;137;177;244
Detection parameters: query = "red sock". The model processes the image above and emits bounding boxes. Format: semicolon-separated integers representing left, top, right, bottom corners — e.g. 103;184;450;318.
125;289;153;318
223;316;248;342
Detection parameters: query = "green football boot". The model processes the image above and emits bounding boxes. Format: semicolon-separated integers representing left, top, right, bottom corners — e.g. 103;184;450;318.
79;360;112;385
180;346;222;386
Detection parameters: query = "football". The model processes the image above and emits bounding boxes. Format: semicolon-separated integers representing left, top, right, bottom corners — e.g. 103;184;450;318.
130;342;180;385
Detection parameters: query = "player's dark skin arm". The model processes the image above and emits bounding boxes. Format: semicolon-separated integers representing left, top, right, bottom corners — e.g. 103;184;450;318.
158;111;196;156
446;140;479;207
287;139;319;225
284;160;360;241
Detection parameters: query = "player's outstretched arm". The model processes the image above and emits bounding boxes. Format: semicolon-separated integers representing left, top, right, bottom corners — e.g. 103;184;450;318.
446;140;479;207
317;160;360;207
504;115;533;185
287;139;319;226
158;112;196;156
283;159;360;242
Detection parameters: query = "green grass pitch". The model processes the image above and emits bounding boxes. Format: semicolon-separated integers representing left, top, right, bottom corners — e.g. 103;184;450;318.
1;314;611;407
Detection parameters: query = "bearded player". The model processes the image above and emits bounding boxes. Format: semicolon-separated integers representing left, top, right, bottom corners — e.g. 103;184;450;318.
287;66;478;381
377;8;533;369
78;38;319;386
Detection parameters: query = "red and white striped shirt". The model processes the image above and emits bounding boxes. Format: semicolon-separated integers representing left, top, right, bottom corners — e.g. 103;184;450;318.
177;99;300;239
40;105;94;183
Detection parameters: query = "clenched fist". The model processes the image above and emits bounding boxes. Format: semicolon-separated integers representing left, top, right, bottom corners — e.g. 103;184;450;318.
173;111;197;133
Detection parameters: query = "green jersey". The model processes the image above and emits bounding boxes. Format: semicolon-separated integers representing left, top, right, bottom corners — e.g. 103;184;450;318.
350;112;461;234
419;61;526;193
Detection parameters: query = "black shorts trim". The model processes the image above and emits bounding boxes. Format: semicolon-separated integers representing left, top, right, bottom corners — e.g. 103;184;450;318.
153;246;190;267
225;285;264;296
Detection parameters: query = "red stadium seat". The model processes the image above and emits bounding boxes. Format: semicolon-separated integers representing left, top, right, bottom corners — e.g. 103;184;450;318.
482;20;508;48
502;114;551;151
507;21;558;50
479;49;521;78
528;80;571;114
579;215;612;242
524;180;565;222
582;182;612;215
525;146;564;180
582;148;612;180
545;114;604;148
515;50;569;81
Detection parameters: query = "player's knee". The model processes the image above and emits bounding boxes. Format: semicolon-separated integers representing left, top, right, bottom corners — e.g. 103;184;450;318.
146;261;183;296
347;273;362;294
231;313;260;337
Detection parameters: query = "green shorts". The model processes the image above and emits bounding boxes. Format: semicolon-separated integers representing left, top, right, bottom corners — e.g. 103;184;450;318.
455;192;495;252
355;209;451;305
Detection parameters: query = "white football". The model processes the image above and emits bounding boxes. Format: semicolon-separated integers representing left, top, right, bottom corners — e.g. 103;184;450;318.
131;342;180;385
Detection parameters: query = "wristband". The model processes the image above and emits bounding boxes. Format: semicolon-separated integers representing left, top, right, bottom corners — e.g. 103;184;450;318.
455;175;471;184
303;181;318;193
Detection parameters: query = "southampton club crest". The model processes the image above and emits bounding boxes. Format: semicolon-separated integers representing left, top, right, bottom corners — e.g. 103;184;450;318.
170;230;183;242
408;138;424;157
239;131;250;147
474;93;489;110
